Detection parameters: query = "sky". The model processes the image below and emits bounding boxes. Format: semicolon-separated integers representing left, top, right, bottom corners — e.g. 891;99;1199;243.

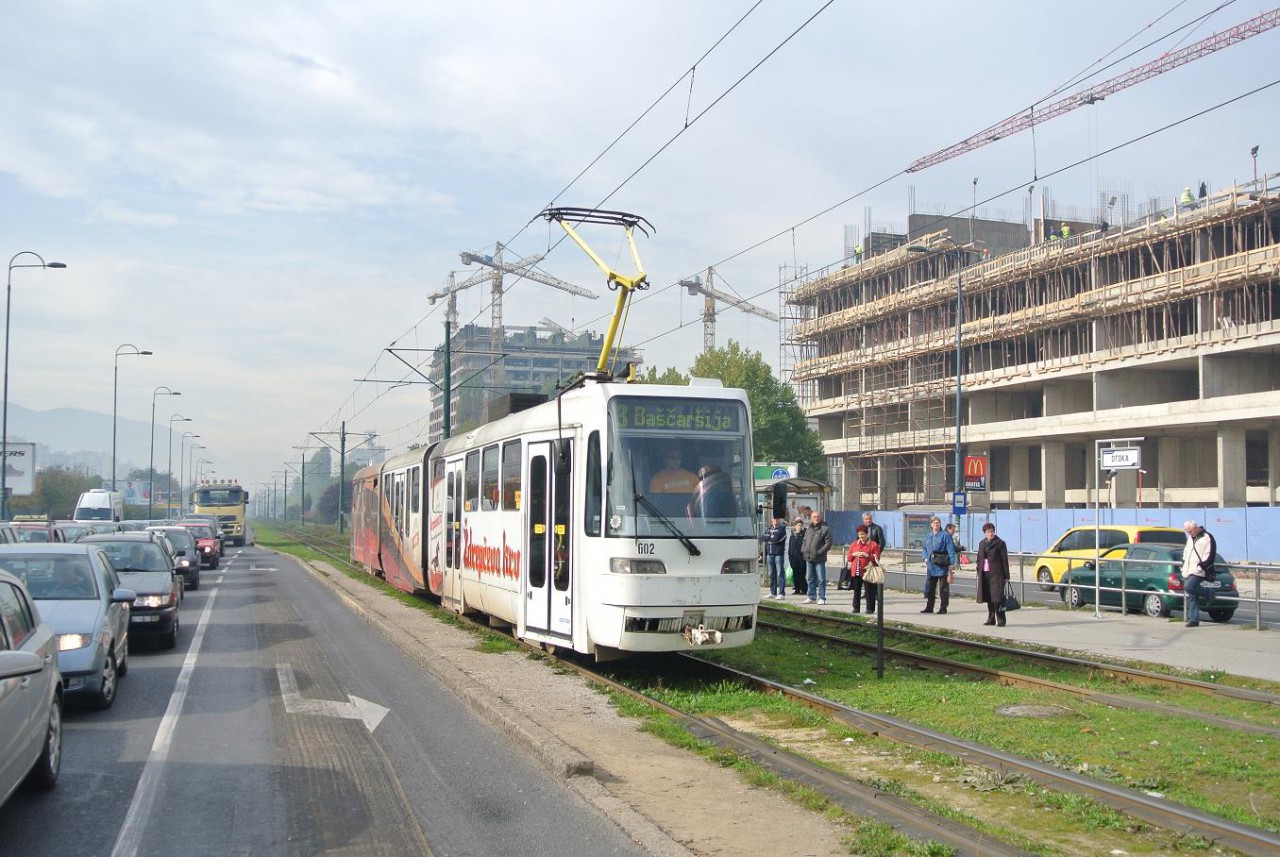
2;0;1276;492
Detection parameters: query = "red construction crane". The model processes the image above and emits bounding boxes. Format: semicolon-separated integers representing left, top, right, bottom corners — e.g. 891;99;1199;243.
906;8;1280;173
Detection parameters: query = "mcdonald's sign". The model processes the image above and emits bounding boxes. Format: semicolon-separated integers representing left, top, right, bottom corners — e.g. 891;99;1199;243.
964;455;988;492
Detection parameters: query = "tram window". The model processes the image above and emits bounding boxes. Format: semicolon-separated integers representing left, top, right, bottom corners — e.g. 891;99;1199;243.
446;471;456;568
584;431;601;536
502;441;520;510
481;445;499;510
410;466;420;514
528;456;547;589
464;450;480;512
553;440;572;591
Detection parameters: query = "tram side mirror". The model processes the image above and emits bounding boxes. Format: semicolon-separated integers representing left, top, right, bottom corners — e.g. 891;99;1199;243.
771;482;788;521
555;447;571;478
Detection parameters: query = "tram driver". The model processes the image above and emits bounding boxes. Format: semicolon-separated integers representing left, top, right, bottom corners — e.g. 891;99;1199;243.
648;446;699;495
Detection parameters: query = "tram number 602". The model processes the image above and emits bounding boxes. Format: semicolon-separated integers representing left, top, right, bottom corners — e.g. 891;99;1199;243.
636;542;656;555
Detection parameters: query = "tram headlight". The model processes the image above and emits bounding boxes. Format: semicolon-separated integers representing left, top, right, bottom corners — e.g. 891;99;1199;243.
610;558;667;574
719;559;754;574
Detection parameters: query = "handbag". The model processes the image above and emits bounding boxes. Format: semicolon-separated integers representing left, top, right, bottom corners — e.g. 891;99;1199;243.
1001;581;1021;612
930;550;951;567
863;558;885;585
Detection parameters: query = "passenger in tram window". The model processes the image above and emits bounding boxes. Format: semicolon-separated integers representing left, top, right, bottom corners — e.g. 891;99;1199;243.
687;463;736;518
648;447;698;495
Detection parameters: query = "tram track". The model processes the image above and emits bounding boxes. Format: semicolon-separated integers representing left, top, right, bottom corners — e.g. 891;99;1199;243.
757;605;1280;738
760;603;1280;706
265;524;1280;855
667;656;1280;857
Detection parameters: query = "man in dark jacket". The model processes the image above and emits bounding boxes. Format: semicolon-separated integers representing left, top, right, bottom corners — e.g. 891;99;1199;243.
761;515;788;599
801;510;833;604
862;512;886;551
787;519;806;595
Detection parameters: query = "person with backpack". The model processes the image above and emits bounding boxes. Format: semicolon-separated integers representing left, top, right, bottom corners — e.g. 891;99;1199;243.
1181;520;1217;627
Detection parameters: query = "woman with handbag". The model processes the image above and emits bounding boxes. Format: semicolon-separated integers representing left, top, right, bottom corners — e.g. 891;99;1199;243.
975;521;1011;627
846;525;882;613
921;517;956;614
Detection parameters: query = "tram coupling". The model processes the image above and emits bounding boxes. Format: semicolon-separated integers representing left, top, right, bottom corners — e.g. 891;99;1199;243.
684;624;723;646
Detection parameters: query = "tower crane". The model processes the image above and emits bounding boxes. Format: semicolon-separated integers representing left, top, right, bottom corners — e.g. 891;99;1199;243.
459;242;597;345
907;8;1280;173
426;268;489;328
679;267;779;353
540;317;578;339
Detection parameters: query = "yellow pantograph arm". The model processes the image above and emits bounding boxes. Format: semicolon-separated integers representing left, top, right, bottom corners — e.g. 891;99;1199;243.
543;207;652;374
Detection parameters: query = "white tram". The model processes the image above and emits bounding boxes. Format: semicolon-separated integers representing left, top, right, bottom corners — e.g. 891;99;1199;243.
351;380;760;658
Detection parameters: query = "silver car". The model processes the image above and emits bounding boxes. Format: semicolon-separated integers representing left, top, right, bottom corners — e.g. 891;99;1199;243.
0;567;62;806
0;545;135;710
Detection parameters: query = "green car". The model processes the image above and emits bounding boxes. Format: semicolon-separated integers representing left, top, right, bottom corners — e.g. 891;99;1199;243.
1060;543;1239;623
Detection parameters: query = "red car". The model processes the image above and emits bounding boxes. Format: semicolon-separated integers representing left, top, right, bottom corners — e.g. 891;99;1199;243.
179;522;222;569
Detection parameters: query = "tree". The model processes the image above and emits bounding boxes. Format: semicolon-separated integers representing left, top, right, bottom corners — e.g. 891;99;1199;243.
316;481;352;524
691;341;824;478
638;365;689;385
8;467;100;519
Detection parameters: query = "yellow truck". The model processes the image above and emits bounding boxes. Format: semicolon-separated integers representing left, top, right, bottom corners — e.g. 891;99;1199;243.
190;481;250;546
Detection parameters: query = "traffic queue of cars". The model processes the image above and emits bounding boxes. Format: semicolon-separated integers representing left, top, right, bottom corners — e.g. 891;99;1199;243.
0;516;233;810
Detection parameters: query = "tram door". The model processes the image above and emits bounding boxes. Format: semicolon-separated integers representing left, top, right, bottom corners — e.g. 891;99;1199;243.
443;458;464;606
525;440;572;638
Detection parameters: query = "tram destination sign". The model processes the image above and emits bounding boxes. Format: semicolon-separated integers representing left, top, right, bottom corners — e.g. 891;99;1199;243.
615;399;742;433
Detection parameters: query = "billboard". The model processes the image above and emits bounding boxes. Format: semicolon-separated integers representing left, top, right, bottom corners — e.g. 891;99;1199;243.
100;480;152;506
753;461;798;483
2;443;36;496
964;455;988;492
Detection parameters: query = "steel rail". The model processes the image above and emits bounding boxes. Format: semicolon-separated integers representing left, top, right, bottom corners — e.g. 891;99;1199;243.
759;603;1280;706
757;612;1280;739
693;658;1280;857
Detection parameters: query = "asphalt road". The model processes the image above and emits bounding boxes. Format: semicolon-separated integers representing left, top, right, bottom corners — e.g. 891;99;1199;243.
0;545;644;857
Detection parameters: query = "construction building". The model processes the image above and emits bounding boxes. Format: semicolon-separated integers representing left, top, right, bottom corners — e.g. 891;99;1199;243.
426;323;642;442
787;178;1280;510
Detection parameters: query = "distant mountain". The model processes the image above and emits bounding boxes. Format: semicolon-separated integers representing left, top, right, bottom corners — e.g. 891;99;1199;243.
6;403;159;474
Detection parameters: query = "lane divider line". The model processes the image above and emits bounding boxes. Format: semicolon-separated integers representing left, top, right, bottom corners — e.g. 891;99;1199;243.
110;586;221;857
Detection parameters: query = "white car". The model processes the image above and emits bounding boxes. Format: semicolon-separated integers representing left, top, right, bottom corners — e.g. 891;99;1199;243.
0;567;62;806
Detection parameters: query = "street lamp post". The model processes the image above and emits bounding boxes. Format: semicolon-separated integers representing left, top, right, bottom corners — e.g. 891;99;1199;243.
197;459;213;485
186;442;203;511
148;388;180;520
907;239;967;522
166;416;192;517
3;253;66;519
183;438;202;514
112;343;153;491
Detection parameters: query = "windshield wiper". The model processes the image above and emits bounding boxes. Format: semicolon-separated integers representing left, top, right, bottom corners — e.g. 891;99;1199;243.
634;493;700;557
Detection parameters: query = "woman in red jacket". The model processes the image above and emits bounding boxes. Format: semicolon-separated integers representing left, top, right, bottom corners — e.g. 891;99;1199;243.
845;525;882;614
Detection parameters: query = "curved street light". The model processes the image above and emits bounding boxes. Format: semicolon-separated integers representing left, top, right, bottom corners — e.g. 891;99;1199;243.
112;343;153;491
3;252;66;519
186;444;206;511
181;435;201;515
166;416;192;517
148;387;180;519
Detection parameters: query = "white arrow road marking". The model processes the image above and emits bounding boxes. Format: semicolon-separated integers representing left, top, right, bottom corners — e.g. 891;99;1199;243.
250;565;278;572
276;662;389;733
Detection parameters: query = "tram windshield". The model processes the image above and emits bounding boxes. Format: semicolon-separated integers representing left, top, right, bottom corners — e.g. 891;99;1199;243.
606;396;753;538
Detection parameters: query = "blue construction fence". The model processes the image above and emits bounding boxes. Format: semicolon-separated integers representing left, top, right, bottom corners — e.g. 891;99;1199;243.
827;507;1280;564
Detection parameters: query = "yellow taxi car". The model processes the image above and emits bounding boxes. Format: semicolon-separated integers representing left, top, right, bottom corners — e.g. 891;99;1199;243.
1034;525;1184;590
